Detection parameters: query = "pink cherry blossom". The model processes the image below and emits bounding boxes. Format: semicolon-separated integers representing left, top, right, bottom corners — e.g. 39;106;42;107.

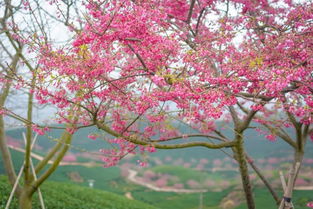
307;202;313;208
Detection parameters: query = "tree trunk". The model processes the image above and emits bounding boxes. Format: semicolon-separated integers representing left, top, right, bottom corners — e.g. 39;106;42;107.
293;150;304;185
293;150;303;169
234;134;255;209
19;188;32;209
0;115;21;196
0;69;21;195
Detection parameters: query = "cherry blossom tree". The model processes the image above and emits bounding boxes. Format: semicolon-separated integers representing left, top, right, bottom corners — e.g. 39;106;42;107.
35;1;312;208
31;0;313;208
1;0;312;209
0;1;87;208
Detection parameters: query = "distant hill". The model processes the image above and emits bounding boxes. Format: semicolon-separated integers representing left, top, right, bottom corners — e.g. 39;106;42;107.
5;123;313;164
0;175;159;209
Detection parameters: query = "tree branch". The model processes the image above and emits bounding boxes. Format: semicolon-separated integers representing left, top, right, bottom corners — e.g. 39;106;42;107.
31;130;72;194
186;0;196;24
149;134;227;143
228;106;241;129
96;122;235;149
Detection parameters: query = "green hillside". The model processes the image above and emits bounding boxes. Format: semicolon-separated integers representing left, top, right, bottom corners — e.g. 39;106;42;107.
150;165;212;182
131;188;312;209
235;189;312;209
0;150;312;209
0;149;124;193
2;127;313;209
0;176;158;209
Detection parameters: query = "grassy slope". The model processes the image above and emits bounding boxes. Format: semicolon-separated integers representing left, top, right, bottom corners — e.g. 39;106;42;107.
1;152;312;209
131;188;313;209
0;149;134;194
132;190;230;209
150;165;212;182
235;188;313;209
47;165;121;191
0;176;158;209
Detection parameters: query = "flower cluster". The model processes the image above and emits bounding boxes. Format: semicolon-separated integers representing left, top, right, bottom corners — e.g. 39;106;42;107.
30;0;313;166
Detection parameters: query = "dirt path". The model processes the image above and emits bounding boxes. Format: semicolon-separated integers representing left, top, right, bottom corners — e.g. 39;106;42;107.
294;186;313;190
127;169;207;193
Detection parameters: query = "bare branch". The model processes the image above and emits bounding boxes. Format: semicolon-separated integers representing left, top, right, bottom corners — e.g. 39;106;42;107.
187;0;196;24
